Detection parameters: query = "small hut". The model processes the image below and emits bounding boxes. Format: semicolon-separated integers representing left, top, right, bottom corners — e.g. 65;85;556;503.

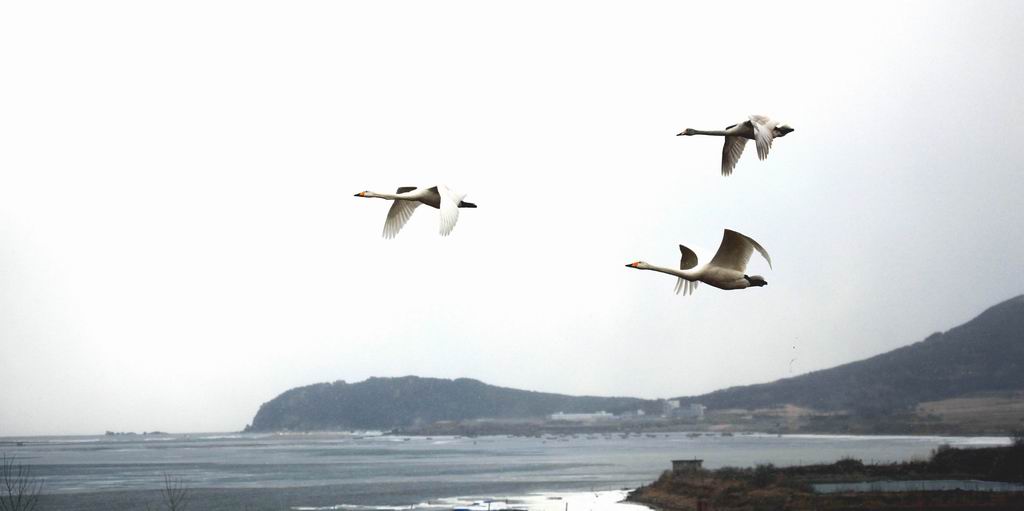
672;459;703;473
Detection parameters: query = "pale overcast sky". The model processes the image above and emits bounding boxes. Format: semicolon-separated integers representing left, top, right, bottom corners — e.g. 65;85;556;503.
2;1;1023;436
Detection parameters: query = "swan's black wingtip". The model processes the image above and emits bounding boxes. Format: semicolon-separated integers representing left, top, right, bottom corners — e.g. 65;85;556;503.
458;201;477;208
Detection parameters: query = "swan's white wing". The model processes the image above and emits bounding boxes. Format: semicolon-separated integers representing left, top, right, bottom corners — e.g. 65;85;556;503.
750;115;777;160
708;229;772;272
383;199;421;239
721;136;747;176
674;278;684;295
436;185;466;236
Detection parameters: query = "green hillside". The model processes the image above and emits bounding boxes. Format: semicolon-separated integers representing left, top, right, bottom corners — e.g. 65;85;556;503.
246;376;660;431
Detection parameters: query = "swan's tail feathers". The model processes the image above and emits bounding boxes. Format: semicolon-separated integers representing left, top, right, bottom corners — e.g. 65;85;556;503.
674;278;698;296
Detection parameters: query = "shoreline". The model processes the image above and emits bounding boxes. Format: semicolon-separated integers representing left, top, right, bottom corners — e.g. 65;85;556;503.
287;489;653;511
12;432;1017;510
3;430;1014;444
627;442;1024;511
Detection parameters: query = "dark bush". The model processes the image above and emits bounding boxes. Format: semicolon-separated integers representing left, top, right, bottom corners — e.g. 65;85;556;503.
715;466;744;480
1011;429;1024;447
751;463;777;488
834;457;865;473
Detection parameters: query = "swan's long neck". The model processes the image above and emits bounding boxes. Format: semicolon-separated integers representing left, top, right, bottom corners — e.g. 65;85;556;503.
647;264;698;280
365;191;403;200
688;129;729;136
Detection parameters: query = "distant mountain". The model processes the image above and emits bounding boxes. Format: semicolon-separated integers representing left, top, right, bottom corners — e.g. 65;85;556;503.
245;376;661;432
677;295;1024;414
246;296;1024;433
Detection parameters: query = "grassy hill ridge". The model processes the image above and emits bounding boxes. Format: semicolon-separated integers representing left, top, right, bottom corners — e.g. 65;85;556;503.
676;295;1024;415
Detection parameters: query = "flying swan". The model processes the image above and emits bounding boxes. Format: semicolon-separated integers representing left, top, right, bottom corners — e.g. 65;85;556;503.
677;115;794;176
626;229;772;295
354;186;476;238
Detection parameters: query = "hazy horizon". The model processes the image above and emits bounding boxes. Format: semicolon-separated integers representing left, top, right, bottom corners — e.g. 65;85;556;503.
3;1;1024;436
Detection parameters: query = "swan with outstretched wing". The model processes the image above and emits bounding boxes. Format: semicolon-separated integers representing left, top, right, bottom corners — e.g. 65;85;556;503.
355;185;476;238
678;115;794;176
627;229;772;295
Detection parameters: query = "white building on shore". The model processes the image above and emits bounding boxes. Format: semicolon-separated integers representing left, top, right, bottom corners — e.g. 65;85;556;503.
662;400;706;419
548;411;615;422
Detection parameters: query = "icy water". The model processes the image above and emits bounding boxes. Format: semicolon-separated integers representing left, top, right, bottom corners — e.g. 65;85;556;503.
1;432;1010;511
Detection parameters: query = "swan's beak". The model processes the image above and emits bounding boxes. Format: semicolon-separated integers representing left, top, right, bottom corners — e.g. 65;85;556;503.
354;192;365;197
625;262;638;268
676;132;684;136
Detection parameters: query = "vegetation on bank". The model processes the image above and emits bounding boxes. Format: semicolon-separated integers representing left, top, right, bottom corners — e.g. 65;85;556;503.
628;435;1024;511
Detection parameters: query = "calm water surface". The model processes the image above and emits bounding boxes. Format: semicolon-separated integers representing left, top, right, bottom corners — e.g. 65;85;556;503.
0;432;1010;511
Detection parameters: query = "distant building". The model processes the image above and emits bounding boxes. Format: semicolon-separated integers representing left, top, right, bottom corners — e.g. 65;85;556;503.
548;411;615;422
662;399;680;416
665;402;706;420
672;459;704;473
682;403;706;419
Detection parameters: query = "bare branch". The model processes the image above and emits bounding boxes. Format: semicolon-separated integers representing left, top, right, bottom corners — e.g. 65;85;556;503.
0;454;43;511
160;473;190;511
